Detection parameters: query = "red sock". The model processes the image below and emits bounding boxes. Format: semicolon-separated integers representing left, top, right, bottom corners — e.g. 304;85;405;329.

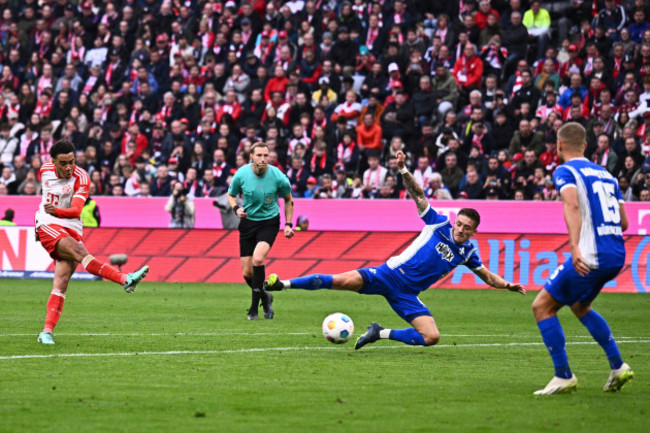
43;291;65;333
82;256;126;284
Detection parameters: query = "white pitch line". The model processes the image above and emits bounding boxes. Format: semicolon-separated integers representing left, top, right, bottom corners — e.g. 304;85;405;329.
0;332;646;338
1;340;649;361
0;332;314;337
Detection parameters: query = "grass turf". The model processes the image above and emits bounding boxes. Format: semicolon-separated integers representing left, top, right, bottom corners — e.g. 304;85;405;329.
0;280;647;433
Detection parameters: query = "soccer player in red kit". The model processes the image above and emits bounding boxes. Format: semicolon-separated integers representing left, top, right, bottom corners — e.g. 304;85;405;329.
35;140;149;345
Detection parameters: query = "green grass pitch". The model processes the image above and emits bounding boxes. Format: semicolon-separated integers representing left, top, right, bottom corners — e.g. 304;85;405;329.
1;280;648;433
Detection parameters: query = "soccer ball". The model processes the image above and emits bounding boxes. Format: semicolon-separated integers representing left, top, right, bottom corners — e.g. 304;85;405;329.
322;312;354;344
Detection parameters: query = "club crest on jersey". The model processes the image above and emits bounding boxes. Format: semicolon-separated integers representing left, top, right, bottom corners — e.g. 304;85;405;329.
436;242;454;262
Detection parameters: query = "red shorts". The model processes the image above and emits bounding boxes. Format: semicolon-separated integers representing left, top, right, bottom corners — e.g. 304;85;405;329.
37;224;83;260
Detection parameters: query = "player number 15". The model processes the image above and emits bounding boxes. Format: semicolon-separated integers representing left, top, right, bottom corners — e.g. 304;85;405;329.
592;181;620;224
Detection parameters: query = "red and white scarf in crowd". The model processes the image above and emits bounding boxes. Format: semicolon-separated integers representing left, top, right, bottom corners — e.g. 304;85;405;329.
34;99;52;117
366;26;379;50
287;135;312;156
511;71;524;96
82;76;97;94
337;140;356;165
363;166;384;188
37;76;52;97
310;152;327;173
212;161;227;178
105;60;120;85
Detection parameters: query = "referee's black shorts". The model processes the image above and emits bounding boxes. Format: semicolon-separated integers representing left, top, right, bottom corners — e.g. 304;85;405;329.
238;215;280;257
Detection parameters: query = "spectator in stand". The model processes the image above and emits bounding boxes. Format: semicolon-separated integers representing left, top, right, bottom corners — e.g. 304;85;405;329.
453;44;484;101
502;11;529;78
412;156;434;189
510;119;544;157
362;151;387;198
150;164;173;197
331;90;362;128
440;152;464;198
459;166;485;199
522;1;551;60
381;90;415;142
264;65;289;103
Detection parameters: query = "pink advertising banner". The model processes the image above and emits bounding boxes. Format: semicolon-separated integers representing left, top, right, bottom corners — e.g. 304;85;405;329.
2;196;650;234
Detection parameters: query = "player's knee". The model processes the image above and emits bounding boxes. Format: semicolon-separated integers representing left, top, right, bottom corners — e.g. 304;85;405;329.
531;297;547;319
422;330;440;346
251;257;265;267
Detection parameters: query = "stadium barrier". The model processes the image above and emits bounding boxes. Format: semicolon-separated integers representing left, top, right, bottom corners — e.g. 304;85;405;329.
1;226;648;293
5;196;650;234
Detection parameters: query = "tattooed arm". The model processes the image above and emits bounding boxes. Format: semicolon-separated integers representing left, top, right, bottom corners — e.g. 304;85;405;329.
396;150;429;214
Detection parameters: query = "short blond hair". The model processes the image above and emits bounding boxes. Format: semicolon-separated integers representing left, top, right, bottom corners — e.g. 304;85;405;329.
250;142;269;154
557;122;586;151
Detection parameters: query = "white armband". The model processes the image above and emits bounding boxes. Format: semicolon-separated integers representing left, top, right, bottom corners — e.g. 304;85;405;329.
399;167;408;174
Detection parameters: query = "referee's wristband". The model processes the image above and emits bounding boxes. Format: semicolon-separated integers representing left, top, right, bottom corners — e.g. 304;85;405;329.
399;167;409;174
232;205;240;213
285;222;293;228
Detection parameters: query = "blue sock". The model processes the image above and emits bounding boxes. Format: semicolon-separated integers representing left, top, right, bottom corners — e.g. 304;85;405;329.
389;328;426;346
580;310;623;369
289;274;333;290
537;316;572;379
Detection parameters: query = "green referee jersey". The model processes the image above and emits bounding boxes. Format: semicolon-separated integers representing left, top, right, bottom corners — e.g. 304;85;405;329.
228;164;292;221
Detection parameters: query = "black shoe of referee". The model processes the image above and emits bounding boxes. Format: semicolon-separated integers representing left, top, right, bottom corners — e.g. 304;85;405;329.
261;292;274;319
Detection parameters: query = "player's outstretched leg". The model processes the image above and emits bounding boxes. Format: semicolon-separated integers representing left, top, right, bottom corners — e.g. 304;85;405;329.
354;322;384;350
264;273;285;291
355;324;429;350
123;265;150;293
577;309;634;392
81;252;149;292
265;273;333;291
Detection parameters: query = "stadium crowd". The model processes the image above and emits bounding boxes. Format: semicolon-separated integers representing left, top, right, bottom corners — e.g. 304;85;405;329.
0;0;650;202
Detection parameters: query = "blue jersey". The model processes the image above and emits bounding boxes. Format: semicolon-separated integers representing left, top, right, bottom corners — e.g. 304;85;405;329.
553;158;626;268
385;204;484;291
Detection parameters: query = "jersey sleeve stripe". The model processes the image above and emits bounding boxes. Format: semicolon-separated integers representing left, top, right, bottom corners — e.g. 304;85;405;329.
73;194;87;200
74;168;90;184
559;184;576;193
418;203;431;218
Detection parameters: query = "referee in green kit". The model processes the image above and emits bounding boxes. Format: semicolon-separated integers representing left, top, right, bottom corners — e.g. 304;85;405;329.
227;142;295;320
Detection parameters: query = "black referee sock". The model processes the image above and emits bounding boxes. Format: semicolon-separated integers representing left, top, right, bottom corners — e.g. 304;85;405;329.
250;265;265;311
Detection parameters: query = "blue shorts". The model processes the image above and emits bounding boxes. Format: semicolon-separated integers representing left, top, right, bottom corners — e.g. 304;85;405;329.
358;264;432;323
544;258;623;306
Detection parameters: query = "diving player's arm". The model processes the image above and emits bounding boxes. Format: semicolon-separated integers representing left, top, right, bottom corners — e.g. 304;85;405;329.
473;267;527;295
395;150;428;215
560;186;590;277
